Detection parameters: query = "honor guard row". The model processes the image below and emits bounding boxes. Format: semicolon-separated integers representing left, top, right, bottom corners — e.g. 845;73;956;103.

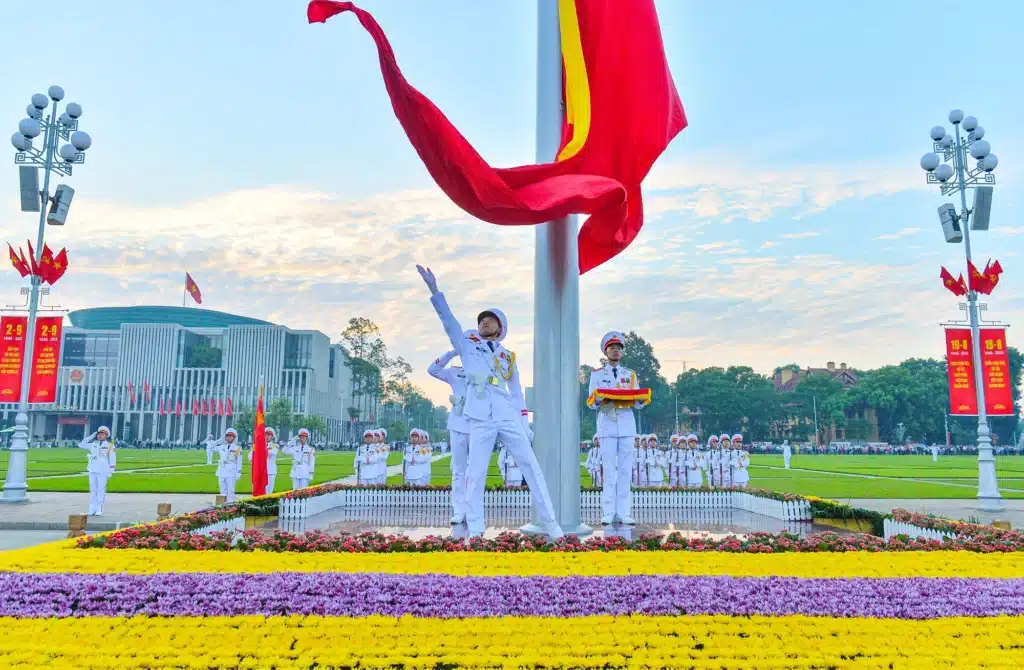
626;432;751;490
204;426;318;501
356;428;391;485
402;428;434;486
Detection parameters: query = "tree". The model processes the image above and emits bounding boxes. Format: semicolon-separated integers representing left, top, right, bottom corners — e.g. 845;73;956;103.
266;397;294;439
187;342;222;368
304;415;329;441
388;418;409;441
232;405;256;442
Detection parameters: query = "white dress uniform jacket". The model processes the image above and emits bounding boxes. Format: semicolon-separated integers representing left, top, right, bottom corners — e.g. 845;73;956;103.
248;442;280;492
285;442;316;484
587;364;643;438
79;434;116;515
427;350;471;435
429;293;527;425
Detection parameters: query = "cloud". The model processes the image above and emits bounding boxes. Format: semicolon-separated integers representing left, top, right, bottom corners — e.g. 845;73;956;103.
780;232;821;240
874;227;922;241
2;154;1002;406
996;226;1024;236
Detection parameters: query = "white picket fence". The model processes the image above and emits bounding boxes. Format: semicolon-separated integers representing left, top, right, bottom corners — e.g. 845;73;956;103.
275;488;813;522
194;516;245;536
883;518;955;542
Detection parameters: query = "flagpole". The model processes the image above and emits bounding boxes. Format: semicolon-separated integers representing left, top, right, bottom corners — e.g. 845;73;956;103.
523;0;590;537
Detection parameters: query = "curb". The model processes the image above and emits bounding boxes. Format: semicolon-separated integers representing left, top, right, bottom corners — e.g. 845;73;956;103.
0;521;140;531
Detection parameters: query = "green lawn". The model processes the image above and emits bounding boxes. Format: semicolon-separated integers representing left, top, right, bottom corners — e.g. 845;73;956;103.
6;447;1024;498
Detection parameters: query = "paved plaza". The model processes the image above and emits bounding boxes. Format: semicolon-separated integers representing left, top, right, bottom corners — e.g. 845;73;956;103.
0;492;219;531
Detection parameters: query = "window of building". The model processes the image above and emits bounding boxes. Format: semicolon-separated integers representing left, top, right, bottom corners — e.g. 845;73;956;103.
284;333;312;369
329;348;336;378
62;334;120;367
176;331;225;368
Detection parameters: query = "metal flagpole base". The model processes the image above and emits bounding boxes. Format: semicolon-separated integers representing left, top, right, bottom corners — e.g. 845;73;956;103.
977;496;1004;513
520;521;593;538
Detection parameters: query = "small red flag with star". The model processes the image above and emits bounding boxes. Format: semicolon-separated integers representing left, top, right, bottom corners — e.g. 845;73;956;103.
185;272;203;305
8;244;29;278
49;248;69;284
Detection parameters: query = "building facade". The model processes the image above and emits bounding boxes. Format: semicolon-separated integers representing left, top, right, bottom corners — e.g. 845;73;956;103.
0;306;355;444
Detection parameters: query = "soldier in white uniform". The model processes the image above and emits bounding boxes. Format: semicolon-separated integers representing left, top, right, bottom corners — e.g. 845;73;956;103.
588;436;603;488
586;331;648;525
719;433;733;488
685;435;705;488
248;426;280;494
666;435;680;488
409;430;433;486
499;442;524;487
427;349;472;524
706;435;720;487
356;429;373;485
284;428;316;489
647;435;667;487
782;440;792;469
79;426;116;516
732;434;751;488
213;428;242;502
417;265;562;539
371;429;390;485
403;429;419;485
204;433;216;465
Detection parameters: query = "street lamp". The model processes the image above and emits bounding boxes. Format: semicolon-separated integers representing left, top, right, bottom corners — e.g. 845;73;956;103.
2;85;92;504
919;108;1001;511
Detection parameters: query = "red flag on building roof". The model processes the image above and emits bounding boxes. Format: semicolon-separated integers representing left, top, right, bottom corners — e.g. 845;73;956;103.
185;272;203;305
307;0;686;273
251;385;269;496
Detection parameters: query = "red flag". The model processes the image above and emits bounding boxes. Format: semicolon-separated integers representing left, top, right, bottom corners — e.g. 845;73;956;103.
185;273;203;305
956;273;968;296
38;244;55;284
144;379;151;404
201;399;208;416
226;398;233;416
307;0;686;273
985;259;1003;294
967;259;990;294
127;380;134;405
192;398;199;415
218;399;224;416
210;396;217;416
25;240;39;277
159;398;165;415
176;400;182;417
251;385;269;496
49;248;68;284
8;244;29;278
940;266;965;296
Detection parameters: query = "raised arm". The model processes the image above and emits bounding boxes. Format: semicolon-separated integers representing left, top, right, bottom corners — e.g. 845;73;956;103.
78;432;97;450
418;265;465;356
427;350;460;385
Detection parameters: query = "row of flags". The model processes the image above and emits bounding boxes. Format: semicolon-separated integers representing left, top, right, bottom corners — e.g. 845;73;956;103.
124;380;233;416
940;259;1003;297
8;241;69;285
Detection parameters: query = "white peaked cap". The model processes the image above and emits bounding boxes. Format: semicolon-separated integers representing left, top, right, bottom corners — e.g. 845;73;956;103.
298;428;310;437
363;430;373;437
732;433;744;441
601;331;625;354
380;428;387;438
265;427;276;438
225;428;238;438
719;433;731;443
96;426;111;436
476;308;508;342
670;434;680;444
687;434;698;442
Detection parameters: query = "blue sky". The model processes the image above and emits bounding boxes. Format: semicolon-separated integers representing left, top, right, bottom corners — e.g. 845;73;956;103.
2;1;1023;402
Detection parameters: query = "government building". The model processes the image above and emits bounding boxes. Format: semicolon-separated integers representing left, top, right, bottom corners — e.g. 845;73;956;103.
1;306;355;444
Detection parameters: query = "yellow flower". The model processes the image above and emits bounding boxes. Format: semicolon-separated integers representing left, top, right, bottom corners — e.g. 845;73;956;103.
3;539;1024;578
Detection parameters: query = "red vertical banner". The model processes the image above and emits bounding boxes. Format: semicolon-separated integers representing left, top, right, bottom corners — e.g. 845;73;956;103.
945;328;977;415
979;328;1014;416
27;316;62;404
0;316;28;402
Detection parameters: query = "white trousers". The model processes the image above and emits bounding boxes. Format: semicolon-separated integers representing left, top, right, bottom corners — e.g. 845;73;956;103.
218;476;235;503
411;475;431;486
292;477;310;490
266;474;276;494
466;418;556;534
206;451;213;465
783;454;791;469
88;472;108;515
449;429;470;518
598;436;633;519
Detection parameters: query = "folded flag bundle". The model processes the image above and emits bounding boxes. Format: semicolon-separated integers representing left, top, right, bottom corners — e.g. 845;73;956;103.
589;387;652;407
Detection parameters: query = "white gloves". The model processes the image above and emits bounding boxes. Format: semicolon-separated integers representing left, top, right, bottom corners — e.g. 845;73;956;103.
521;415;533;442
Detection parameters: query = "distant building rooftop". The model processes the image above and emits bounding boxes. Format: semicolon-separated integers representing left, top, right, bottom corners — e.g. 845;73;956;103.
68;306;272;330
